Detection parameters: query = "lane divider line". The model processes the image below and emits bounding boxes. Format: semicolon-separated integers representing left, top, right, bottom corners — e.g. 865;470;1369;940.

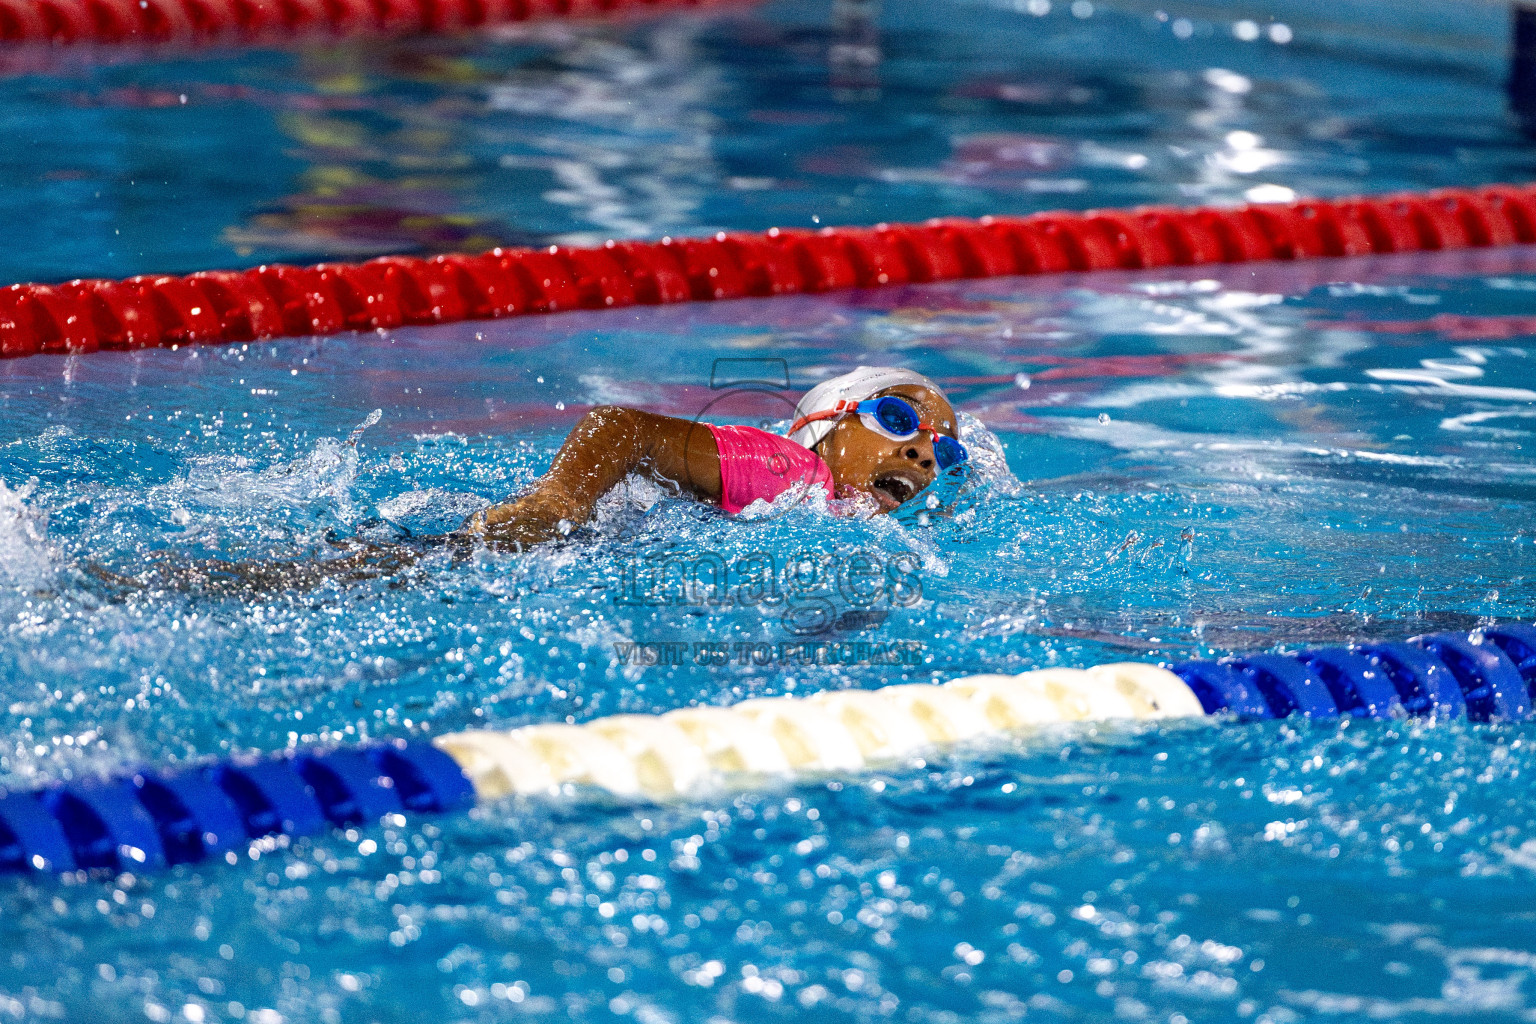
4;184;1535;359
1;623;1532;876
0;0;747;49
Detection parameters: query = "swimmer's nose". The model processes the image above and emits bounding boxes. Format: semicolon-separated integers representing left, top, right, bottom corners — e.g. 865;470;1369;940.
904;446;935;470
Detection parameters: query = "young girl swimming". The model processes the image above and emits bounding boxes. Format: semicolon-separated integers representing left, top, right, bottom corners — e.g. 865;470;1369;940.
461;366;967;548
100;366;964;594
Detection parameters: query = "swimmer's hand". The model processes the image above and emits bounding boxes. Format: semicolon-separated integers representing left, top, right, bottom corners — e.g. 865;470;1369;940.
459;405;723;547
460;488;578;548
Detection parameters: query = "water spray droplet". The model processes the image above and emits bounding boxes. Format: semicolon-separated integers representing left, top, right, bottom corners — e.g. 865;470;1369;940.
346;409;383;447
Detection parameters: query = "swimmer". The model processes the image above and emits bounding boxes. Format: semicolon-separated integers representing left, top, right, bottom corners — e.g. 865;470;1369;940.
461;365;967;548
102;366;964;595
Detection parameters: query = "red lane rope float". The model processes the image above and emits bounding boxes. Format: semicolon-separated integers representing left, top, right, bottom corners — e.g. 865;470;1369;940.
4;184;1536;359
0;0;744;47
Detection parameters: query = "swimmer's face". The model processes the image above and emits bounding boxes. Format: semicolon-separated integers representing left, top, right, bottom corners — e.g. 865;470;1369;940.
814;384;959;512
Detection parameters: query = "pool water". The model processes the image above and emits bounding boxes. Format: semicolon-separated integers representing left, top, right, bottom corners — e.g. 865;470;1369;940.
2;0;1536;1021
1;0;1532;285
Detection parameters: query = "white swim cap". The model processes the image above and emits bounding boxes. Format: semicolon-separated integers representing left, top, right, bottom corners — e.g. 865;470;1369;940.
788;366;947;450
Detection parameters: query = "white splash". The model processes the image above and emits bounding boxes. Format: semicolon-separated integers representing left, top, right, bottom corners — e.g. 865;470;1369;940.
171;409;384;523
0;479;53;589
958;411;1025;497
377;488;489;535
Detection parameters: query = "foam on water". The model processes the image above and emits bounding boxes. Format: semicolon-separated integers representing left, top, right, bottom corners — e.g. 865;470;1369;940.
0;479;52;591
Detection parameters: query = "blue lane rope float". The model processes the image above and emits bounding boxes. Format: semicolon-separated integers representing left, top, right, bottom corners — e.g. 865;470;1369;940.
1;623;1534;877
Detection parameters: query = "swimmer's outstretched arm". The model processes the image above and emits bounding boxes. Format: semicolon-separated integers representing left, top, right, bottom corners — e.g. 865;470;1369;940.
89;408;717;598
461;406;722;547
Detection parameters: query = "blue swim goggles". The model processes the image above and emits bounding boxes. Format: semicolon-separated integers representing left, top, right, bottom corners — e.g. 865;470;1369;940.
790;395;969;470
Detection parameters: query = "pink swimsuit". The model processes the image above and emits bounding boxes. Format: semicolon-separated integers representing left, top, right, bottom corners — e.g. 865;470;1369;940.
706;424;834;514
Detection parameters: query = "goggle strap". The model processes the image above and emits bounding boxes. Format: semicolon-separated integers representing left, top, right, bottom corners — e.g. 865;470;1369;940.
791;398;965;462
788;406;850;437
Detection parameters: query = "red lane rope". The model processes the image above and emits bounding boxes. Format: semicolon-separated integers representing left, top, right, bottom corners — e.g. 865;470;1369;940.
4;184;1536;359
0;0;741;47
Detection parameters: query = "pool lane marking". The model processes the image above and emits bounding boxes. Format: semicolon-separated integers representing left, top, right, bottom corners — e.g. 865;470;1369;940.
3;623;1535;875
4;184;1536;359
0;0;751;50
431;663;1208;800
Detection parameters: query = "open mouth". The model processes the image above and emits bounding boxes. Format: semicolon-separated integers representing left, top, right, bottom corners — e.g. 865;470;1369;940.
870;471;923;509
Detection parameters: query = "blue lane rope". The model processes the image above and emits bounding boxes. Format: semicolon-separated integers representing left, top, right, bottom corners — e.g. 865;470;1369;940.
1175;626;1536;721
0;623;1532;878
0;741;474;875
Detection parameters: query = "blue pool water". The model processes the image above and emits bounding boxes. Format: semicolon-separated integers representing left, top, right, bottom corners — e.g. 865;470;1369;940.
2;0;1536;1021
1;0;1532;284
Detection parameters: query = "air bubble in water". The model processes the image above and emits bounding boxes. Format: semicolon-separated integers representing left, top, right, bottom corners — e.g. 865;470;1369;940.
926;493;941;509
537;376;545;384
1098;413;1111;424
1015;373;1031;390
555;401;566;411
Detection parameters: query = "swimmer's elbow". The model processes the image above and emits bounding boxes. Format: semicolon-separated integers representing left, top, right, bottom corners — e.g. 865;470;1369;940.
576;405;652;454
584;404;636;430
548;405;654;483
565;405;682;472
570;404;639;442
